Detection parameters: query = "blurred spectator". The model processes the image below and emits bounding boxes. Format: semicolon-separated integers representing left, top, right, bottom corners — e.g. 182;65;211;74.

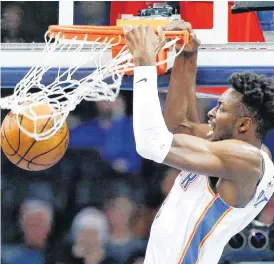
105;196;146;264
72;207;116;264
20;200;53;249
48;207;118;264
74;1;111;25
130;204;152;241
2;199;53;264
1;1;58;43
69;96;142;174
1;4;25;43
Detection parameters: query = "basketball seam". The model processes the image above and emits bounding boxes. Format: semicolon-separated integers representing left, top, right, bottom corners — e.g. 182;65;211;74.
15;117;52;165
3;122;67;168
27;125;69;169
3;115;24;156
3;116;53;166
2;150;53;167
2;130;61;167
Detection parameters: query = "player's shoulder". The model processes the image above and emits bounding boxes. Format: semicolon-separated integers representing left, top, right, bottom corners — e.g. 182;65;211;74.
212;139;262;161
210;139;262;181
260;148;274;172
261;144;272;160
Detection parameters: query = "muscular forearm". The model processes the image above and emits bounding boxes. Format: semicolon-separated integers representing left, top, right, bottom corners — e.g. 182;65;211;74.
164;52;200;134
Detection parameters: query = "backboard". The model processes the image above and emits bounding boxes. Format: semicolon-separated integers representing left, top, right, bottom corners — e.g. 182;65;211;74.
59;1;228;44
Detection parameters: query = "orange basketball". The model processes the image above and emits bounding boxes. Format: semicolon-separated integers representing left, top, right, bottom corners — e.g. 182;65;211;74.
1;104;69;171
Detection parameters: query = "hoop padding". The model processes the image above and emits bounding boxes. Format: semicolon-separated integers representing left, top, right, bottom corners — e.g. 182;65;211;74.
0;25;189;141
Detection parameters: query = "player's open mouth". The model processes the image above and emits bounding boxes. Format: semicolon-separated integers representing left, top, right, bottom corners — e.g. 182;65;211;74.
207;122;214;137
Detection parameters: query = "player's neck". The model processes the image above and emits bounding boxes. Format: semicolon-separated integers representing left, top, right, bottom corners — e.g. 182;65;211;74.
250;138;262;149
236;132;262;149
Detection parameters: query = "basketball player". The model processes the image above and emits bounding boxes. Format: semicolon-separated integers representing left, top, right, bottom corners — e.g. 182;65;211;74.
124;21;274;264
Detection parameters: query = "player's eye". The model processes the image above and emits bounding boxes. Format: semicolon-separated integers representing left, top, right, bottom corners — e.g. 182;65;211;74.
217;102;224;112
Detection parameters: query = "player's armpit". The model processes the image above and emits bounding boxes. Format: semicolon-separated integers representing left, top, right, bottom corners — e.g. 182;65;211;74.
163;134;262;181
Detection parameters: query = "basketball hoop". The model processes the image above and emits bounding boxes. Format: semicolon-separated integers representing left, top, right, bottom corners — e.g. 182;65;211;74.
0;25;189;141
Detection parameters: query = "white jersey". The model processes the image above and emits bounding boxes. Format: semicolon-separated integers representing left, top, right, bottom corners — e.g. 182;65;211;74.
144;150;274;264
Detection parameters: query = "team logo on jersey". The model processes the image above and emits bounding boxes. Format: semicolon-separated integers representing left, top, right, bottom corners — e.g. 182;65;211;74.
254;190;269;208
180;172;199;191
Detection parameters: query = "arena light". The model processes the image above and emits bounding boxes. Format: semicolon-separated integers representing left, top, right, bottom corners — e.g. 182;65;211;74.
269;226;274;250
227;232;247;251
248;230;269;251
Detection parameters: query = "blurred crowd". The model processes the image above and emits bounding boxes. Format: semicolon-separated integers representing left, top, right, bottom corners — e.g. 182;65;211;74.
1;1;111;43
1;1;59;43
1;1;274;264
1;92;174;264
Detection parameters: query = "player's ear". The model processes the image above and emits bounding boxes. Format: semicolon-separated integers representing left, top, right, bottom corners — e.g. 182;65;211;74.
238;117;252;133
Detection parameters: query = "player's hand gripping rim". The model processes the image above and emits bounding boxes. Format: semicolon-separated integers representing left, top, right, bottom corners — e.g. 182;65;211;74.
123;24;166;66
162;20;201;56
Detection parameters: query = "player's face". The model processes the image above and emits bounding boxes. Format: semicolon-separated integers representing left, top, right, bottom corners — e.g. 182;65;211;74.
206;88;243;142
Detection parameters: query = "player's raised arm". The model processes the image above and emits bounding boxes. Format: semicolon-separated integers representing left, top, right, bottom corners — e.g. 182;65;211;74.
163;21;210;138
125;25;264;182
163;21;271;156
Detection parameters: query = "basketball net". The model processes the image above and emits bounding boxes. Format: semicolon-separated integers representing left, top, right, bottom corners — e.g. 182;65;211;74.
0;26;187;141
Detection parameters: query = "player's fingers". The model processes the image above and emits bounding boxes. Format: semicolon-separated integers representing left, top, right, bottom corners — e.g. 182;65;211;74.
158;27;166;46
131;25;141;41
174;21;192;33
146;25;156;41
159;27;165;43
163;20;185;31
184;21;192;30
163;20;193;32
190;32;201;46
123;25;135;51
146;26;161;51
154;40;166;54
123;25;134;41
138;24;147;39
123;25;132;36
162;24;172;31
154;28;166;53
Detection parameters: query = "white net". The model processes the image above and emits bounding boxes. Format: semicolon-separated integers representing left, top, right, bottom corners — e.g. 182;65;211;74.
0;29;185;141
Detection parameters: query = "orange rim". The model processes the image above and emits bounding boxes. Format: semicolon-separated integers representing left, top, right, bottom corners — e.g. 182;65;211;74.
48;25;189;43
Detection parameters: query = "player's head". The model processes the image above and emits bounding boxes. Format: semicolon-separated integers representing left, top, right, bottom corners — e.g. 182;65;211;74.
207;72;274;142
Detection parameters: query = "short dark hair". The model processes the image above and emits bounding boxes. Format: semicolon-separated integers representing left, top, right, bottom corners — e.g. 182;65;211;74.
228;72;274;139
